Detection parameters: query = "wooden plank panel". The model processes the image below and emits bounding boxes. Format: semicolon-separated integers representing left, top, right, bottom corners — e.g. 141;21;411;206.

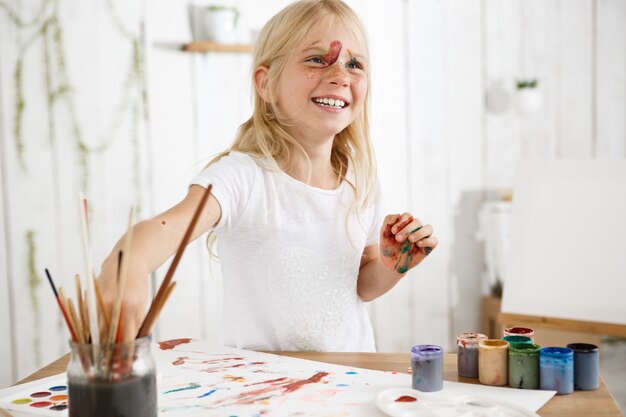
596;0;626;158
556;0;594;157
362;0;413;352
445;0;485;345
406;0;452;350
484;0;522;191
142;1;202;341
0;50;16;387
520;0;559;159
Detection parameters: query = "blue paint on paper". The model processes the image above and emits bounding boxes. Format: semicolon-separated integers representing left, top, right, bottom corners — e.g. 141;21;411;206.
163;383;201;394
345;371;358;375
198;389;217;398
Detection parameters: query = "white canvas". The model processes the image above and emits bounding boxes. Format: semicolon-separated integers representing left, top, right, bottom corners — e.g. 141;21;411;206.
502;159;626;325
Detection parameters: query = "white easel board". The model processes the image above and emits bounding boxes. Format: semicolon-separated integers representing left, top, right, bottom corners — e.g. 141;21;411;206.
502;159;626;326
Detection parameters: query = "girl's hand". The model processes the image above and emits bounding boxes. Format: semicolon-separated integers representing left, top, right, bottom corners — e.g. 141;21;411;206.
379;213;438;274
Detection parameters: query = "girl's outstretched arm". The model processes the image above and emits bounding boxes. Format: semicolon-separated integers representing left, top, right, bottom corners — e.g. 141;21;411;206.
97;185;221;341
357;213;438;302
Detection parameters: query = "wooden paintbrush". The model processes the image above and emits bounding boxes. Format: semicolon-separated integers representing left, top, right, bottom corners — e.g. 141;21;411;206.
136;184;212;338
45;269;78;342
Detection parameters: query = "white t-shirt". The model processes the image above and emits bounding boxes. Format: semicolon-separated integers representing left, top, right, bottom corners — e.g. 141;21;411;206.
191;152;382;352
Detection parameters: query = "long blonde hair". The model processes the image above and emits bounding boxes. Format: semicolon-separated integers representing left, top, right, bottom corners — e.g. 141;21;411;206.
207;0;377;251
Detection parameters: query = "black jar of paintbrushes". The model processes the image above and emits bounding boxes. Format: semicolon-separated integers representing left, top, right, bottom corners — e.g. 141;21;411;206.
67;337;157;417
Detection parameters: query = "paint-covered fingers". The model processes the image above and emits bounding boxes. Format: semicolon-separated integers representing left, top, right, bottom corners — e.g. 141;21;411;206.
417;234;438;256
390;213;414;237
381;214;401;239
379;213;437;275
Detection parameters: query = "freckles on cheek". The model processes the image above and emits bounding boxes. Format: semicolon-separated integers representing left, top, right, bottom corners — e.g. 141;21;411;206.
307;71;320;80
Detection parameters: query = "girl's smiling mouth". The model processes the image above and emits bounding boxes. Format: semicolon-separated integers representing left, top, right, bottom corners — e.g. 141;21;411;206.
312;96;350;109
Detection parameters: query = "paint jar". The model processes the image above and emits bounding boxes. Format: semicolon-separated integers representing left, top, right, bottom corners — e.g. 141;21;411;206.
457;332;487;378
567;343;599;390
502;335;533;346
540;347;574;395
67;337;157;417
411;345;443;392
503;327;534;342
478;339;508;386
508;343;540;389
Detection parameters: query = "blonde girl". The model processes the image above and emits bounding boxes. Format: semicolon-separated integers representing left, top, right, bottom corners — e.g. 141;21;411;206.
99;0;438;352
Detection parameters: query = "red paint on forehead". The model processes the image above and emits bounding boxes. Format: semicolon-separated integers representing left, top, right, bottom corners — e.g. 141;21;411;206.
321;40;342;65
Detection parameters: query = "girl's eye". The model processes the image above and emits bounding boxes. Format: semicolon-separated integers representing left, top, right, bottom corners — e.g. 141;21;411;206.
307;56;325;65
347;59;364;70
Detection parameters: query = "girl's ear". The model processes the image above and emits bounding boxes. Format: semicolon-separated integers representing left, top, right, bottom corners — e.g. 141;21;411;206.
253;66;272;103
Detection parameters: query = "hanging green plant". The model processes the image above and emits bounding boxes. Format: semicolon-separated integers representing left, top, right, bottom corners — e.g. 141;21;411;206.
26;229;43;367
1;0;150;204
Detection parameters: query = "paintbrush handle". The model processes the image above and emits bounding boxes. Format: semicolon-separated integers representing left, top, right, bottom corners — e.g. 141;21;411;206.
136;184;212;338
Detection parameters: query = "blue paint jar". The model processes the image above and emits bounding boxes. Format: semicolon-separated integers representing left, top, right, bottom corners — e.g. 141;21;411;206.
411;345;443;392
540;347;574;394
567;343;599;390
502;335;533;346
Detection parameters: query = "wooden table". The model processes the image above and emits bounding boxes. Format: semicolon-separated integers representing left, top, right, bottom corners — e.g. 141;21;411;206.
5;352;623;417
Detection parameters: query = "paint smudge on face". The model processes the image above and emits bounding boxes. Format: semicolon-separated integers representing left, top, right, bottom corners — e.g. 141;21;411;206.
30;392;51;398
11;398;32;404
163;382;201;394
395;395;417;402
159;338;193;350
345;371;358;375
321;40;342;65
336;383;349;387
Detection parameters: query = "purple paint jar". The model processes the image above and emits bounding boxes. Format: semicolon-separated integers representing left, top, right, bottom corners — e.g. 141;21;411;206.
504;327;534;342
411;345;443;392
457;332;487;378
540;347;574;395
567;343;599;390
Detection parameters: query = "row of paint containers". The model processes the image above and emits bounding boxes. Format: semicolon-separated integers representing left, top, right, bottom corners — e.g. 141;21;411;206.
410;327;600;395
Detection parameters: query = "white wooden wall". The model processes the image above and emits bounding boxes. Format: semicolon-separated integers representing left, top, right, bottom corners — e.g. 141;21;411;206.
1;0;624;386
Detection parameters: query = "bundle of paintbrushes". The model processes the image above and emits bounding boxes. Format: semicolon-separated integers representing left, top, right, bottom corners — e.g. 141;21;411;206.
45;185;213;383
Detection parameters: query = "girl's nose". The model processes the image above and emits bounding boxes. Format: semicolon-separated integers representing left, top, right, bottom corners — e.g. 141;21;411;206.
326;63;349;87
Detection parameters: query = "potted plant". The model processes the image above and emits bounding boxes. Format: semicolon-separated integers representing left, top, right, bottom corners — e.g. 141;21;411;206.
514;78;543;114
199;5;239;44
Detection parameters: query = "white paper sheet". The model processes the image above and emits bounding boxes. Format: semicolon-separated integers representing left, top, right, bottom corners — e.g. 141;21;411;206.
0;339;556;416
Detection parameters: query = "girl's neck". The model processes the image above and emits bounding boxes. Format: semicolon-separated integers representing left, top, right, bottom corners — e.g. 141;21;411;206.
282;138;339;190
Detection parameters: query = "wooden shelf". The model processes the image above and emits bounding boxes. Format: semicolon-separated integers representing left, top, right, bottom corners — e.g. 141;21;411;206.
182;41;254;53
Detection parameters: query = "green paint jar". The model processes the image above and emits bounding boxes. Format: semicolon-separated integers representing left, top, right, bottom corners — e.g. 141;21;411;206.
508;343;540;389
502;335;533;346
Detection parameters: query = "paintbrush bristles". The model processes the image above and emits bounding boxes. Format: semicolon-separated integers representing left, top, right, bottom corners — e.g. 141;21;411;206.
137;184;213;338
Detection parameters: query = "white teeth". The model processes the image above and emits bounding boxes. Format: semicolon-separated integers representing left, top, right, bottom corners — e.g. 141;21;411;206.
313;98;346;108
